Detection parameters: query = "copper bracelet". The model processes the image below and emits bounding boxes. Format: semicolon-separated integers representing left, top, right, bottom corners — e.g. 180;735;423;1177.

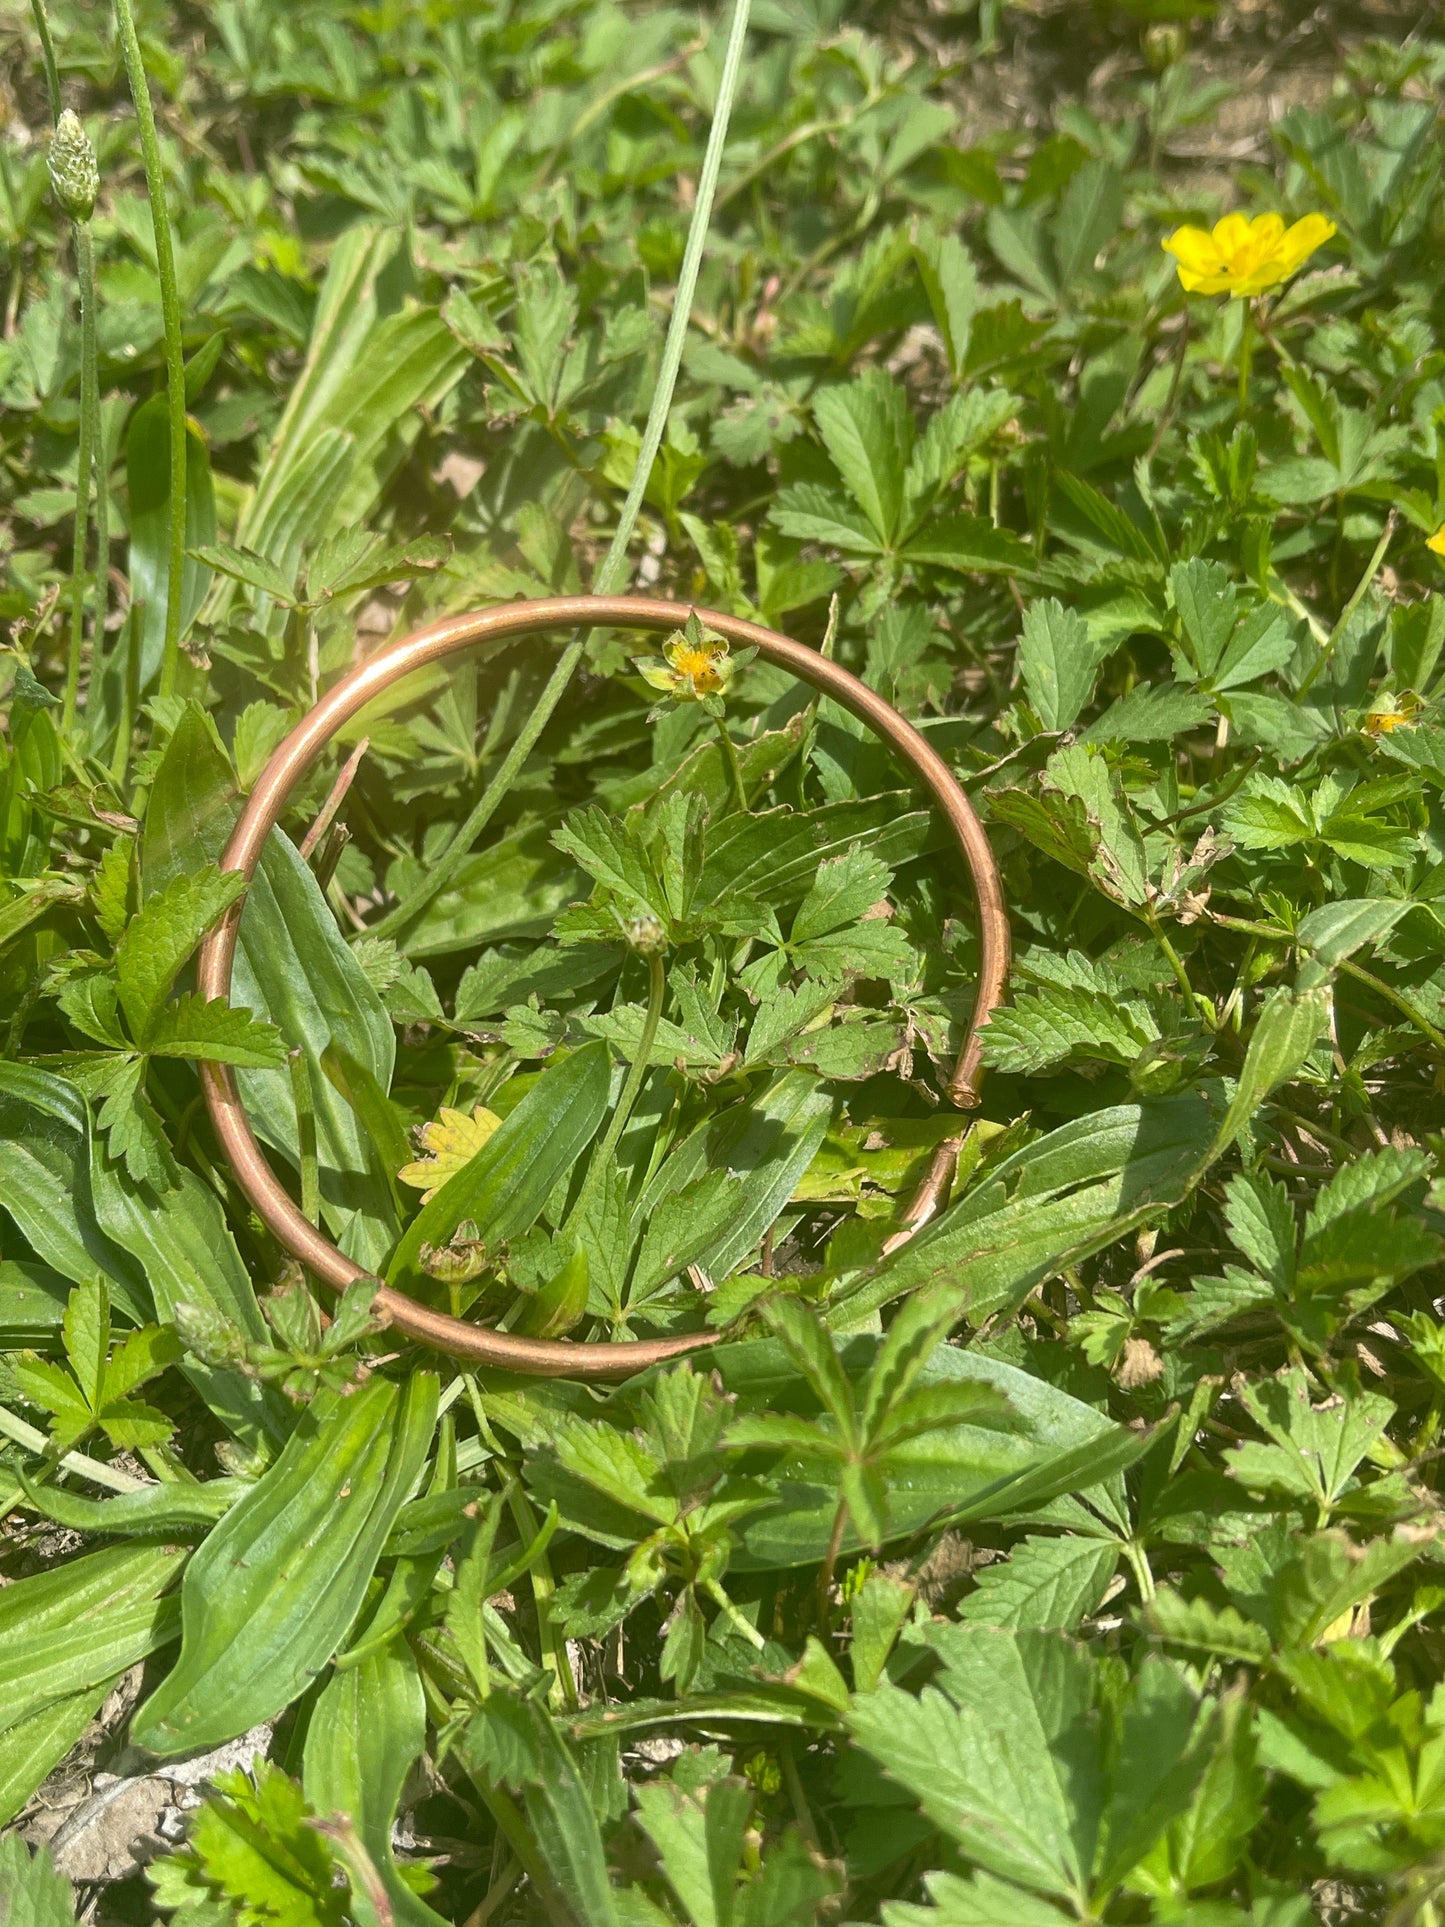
196;596;1011;1379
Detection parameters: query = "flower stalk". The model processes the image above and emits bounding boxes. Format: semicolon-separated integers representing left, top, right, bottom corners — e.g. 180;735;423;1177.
111;0;188;704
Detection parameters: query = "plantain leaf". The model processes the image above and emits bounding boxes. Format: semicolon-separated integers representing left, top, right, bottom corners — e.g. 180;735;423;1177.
130;1373;437;1756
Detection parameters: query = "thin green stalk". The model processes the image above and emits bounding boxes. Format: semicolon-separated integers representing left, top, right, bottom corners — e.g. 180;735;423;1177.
28;0;61;121
110;600;143;785
504;1477;575;1712
370;0;753;944
111;0;187;703
570;948;666;1231
63;222;96;732
86;261;109;710
714;713;749;812
0;1400;145;1494
1145;907;1216;1032
1295;510;1398;700
1337;956;1445;1054
288;1047;320;1225
1236;296;1252;416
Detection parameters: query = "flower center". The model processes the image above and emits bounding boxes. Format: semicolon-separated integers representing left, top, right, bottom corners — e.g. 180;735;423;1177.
672;645;722;684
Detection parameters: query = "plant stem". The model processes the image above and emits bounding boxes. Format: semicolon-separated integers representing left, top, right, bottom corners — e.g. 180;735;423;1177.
1236;296;1252;417
714;712;749;812
369;0;752;944
1123;1538;1156;1604
1295;510;1398;700
28;0;61;121
1337;957;1445;1054
817;1493;848;1630
1145;908;1215;1032
63;222;97;733
503;1477;575;1711
570;948;666;1229
110;599;143;786
288;1046;320;1224
112;0;187;703
0;1400;145;1494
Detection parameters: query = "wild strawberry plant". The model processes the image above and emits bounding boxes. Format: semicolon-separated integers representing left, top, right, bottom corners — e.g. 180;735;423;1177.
2;1;1445;1923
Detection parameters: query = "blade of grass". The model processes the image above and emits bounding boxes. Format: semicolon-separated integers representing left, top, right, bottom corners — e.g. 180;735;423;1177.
111;0;187;706
369;0;753;944
27;0;60;121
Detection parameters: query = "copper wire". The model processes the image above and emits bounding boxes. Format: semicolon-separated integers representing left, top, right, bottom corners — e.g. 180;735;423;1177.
196;597;1011;1378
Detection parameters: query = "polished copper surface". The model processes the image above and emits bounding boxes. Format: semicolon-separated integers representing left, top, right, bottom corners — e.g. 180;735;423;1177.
196;596;1011;1378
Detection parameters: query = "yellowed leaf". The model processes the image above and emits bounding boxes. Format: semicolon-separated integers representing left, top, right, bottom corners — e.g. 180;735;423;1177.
398;1104;502;1201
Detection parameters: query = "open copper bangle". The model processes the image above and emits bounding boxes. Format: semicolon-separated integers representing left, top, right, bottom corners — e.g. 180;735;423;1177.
196;596;1011;1379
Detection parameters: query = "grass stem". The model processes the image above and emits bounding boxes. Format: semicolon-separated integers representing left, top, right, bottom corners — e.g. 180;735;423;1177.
370;0;752;943
112;0;187;704
63;222;97;733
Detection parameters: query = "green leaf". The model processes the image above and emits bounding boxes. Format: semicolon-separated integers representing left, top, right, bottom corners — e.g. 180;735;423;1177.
140;700;239;894
834;1093;1218;1329
191;540;299;606
144;991;288;1066
957;1536;1119;1631
303;1643;447;1927
980;979;1160;1076
114;864;248;1046
1079;682;1215;745
1295;897;1408;969
62;1274;108;1410
160;1761;347;1927
848;1630;1096;1904
461;1691;620;1927
1207;988;1330;1165
0;1541;186;1739
812;368;913;546
0;1836;79;1927
632;1772;752;1927
770;482;884;556
388;1042;610;1296
900;513;1034;576
233;830;399;1270
17;1469;242;1538
130;1373;437;1755
0;1689;112;1831
0;1065;150;1320
914;231;978;379
1171;558;1241;681
1228;1368;1393;1512
127;396;215;690
1017;598;1110;732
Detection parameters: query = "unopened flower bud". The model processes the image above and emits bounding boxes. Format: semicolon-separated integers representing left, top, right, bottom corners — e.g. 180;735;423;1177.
622;913;667;955
48;109;98;223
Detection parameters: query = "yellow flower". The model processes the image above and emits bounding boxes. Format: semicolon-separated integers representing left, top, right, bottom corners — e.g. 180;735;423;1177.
1428;524;1445;558
398;1104;501;1201
636;611;740;702
1363;690;1419;737
1162;212;1336;297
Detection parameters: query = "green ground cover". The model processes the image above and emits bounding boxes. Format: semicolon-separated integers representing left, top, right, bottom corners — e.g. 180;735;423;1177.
3;0;1445;1920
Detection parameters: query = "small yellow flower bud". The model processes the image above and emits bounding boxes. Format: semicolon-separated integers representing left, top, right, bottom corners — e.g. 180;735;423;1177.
48;109;99;223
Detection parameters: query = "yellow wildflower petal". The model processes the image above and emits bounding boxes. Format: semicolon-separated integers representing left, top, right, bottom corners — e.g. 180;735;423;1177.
637;658;679;692
1275;213;1336;276
1245;212;1286;251
1162;224;1220;272
1211;211;1256;258
1428;524;1445;558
